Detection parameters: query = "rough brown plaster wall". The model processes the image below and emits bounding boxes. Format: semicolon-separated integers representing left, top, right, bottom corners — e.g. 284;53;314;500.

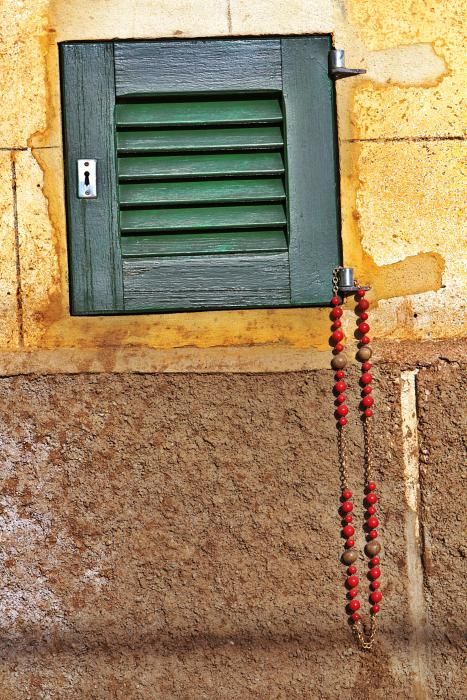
0;369;461;698
416;365;467;698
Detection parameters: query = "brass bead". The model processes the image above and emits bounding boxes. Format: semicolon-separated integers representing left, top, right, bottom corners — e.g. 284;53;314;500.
356;346;372;362
365;541;381;557
342;549;358;564
331;354;348;370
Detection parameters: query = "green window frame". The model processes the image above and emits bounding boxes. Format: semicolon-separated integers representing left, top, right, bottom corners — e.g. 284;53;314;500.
60;37;340;315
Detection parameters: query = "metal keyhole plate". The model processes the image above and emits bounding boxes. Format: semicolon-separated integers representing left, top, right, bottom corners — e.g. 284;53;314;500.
77;159;97;198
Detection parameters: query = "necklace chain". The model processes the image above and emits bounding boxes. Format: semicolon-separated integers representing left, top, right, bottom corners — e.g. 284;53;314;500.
330;275;381;651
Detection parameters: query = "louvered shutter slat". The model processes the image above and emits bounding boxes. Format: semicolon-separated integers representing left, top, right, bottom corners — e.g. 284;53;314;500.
116;99;283;127
119;178;286;206
118;153;285;180
117;126;284;153
121;231;288;257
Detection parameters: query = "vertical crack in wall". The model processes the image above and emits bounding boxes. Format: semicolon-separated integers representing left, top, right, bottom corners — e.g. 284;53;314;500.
226;0;233;33
400;370;430;699
10;156;24;347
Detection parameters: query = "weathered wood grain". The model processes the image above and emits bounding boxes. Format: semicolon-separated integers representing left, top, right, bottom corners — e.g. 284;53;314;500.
116;98;283;127
123;253;290;311
116;127;284;153
117;153;285;180
60;42;124;314
114;40;282;96
120;204;287;233
121;230;287;257
281;37;340;305
119;178;285;206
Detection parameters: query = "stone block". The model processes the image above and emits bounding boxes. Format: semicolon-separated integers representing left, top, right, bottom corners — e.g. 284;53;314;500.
335;0;465;139
229;0;333;34
340;139;466;341
0;0;49;148
51;0;230;41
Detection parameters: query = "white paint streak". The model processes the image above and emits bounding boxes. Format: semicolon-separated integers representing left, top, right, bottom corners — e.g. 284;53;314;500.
400;369;430;699
401;369;420;514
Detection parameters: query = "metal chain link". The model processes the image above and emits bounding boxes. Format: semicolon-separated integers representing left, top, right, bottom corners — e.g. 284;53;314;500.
352;616;377;650
337;425;348;491
332;266;344;296
363;417;374;485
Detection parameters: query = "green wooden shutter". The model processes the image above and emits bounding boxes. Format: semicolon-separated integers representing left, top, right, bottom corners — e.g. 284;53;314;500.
60;38;339;315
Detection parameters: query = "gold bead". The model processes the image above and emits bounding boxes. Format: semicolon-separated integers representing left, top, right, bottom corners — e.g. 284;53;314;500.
342;549;358;564
331;354;348;370
365;541;381;557
356;347;372;362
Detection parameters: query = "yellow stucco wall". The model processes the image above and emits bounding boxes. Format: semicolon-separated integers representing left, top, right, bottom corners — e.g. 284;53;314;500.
0;0;465;373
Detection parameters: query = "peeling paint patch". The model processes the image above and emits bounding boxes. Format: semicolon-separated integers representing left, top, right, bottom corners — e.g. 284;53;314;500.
0;501;65;635
365;43;448;87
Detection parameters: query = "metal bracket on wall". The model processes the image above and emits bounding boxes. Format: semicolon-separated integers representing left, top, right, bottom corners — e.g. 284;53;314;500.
329;49;366;80
337;268;370;295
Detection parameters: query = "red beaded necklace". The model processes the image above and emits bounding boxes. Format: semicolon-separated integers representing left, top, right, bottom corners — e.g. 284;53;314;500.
330;272;382;651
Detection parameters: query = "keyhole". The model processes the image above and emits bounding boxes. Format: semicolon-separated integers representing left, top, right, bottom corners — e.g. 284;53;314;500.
84;171;90;186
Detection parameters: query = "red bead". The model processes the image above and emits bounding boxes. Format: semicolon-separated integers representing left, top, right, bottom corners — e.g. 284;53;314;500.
343;525;355;538
366;493;378;505
361;361;372;371
338;417;348;426
368;530;378;540
346;575;359;588
332;320;342;329
359;312;369;321
335;370;345;379
361;395;374;408
360;336;370;345
358;299;370;311
367;516;379;529
370;581;381;590
370;591;382;604
362;386;372;395
348;587;359;599
336;394;346;404
364;409;373;417
331;296;340;306
331;306;343;319
367;506;377;515
369;567;381;580
345;539;355;548
370;557;380;566
334;343;345;353
343;514;353;523
331;330;344;343
358;322;370;335
348;599;361;612
370;604;380;614
341;501;353;513
367;482;377;491
361;372;372;385
350;612;361;622
347;566;357;575
342;489;352;500
335;380;346;393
